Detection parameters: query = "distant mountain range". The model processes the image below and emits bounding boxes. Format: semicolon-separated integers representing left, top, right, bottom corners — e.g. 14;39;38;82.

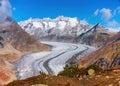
19;16;115;47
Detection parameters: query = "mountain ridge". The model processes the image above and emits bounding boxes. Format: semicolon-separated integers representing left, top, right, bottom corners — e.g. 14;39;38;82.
19;16;115;47
0;17;51;52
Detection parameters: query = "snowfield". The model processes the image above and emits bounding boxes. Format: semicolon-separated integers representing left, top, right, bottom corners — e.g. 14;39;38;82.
14;42;96;79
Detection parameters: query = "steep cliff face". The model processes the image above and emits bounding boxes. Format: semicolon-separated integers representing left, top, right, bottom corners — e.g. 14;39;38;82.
78;41;120;69
77;23;114;47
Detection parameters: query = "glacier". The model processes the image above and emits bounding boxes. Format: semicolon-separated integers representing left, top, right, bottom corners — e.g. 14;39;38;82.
13;42;96;79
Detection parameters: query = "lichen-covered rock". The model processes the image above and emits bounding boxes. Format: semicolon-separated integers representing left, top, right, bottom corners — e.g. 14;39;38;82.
88;69;95;76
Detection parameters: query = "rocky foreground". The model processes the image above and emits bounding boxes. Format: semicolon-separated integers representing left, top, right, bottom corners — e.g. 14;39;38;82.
7;67;120;86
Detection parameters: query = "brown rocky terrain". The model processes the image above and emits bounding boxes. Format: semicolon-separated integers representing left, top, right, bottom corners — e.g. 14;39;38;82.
0;41;21;86
0;59;16;86
6;67;120;86
7;74;81;86
107;32;120;44
77;39;120;69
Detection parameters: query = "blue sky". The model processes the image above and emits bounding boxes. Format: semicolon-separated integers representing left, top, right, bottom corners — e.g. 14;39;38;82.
4;0;120;30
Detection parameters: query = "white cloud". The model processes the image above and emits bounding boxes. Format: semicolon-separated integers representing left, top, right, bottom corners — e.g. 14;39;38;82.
107;20;120;32
93;8;120;32
80;19;88;25
0;0;12;22
94;9;99;16
100;8;112;21
114;6;120;15
107;20;118;27
107;27;120;32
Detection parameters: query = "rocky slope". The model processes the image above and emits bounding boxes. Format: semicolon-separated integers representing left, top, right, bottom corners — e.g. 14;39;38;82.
78;23;115;47
0;17;50;52
78;39;120;69
0;58;16;86
19;16;114;47
107;32;120;43
0;43;21;86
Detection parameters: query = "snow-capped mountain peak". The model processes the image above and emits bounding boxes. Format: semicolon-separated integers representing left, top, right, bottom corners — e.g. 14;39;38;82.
19;16;93;36
18;16;114;47
18;16;111;44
